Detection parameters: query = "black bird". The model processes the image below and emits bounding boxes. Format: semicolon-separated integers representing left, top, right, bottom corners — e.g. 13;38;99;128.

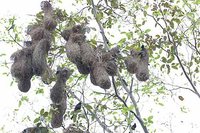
74;102;82;111
131;123;136;130
71;102;82;119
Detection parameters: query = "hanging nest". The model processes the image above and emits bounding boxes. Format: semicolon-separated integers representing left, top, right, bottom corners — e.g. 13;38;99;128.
10;48;33;80
71;25;85;34
61;29;71;41
18;78;32;93
105;60;118;76
40;1;52;12
32;39;51;76
75;61;90;75
92;62;111;89
51;92;67;128
136;46;149;81
50;68;71;104
27;25;52;42
124;49;139;74
90;71;98;86
22;127;48;133
10;48;34;92
80;42;95;66
71;33;86;44
65;38;81;64
135;61;149;81
63;124;84;133
110;46;120;58
43;17;57;31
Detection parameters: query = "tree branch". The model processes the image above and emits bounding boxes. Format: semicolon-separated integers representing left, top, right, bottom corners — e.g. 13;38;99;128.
112;76;149;133
91;0;109;50
67;89;114;133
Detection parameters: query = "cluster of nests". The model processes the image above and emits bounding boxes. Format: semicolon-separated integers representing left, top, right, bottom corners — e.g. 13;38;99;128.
125;45;149;81
9;1;150;132
10;1;56;92
61;25;120;89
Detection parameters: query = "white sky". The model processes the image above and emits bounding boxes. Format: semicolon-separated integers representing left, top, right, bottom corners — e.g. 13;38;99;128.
0;0;200;133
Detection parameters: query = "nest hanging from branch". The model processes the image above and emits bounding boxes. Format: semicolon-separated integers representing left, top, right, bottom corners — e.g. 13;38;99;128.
124;49;139;74
32;39;51;76
63;124;84;133
22;127;48;133
105;59;118;76
10;47;34;92
51;92;67;128
80;42;95;66
92;61;111;89
136;46;149;81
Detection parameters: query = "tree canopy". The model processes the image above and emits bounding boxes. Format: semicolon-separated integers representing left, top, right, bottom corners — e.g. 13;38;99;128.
0;0;200;133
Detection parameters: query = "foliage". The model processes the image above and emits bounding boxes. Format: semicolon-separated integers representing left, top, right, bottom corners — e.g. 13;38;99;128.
0;0;200;133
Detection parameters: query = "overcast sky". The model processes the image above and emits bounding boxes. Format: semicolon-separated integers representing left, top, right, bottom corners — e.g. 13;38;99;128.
0;0;200;133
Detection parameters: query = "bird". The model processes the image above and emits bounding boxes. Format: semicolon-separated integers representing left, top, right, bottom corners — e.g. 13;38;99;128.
71;102;82;119
74;102;82;111
131;123;136;130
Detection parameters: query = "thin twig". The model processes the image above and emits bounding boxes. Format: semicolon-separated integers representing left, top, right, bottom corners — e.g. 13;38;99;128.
112;76;149;133
67;89;114;133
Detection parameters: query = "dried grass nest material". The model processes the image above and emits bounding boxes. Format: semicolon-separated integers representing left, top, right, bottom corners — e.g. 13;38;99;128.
50;68;71;104
80;42;95;66
75;61;90;75
27;25;52;42
22;127;48;133
136;47;149;81
10;47;34;92
92;62;111;89
51;92;67;128
32;39;51;76
105;60;118;76
124;49;140;74
43;17;57;31
63;124;84;133
135;61;149;81
65;38;82;64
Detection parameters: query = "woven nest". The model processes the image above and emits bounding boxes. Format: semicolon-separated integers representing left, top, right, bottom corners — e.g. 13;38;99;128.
63;124;84;133
125;56;138;74
61;29;71;41
90;67;98;86
124;49;140;74
105;60;118;76
40;1;52;11
135;61;149;81
10;48;33;80
27;25;52;42
80;42;95;66
110;46;120;58
75;61;90;75
50;68;71;104
71;33;86;44
51;93;67;128
18;78;31;93
22;127;48;133
72;25;84;34
65;38;81;64
43;17;57;31
135;49;149;81
92;62;111;89
32;39;51;76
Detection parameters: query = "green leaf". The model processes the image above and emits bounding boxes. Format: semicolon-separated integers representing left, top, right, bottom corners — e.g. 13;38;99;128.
34;117;40;124
85;104;93;111
40;109;44;115
194;0;200;4
118;38;126;46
